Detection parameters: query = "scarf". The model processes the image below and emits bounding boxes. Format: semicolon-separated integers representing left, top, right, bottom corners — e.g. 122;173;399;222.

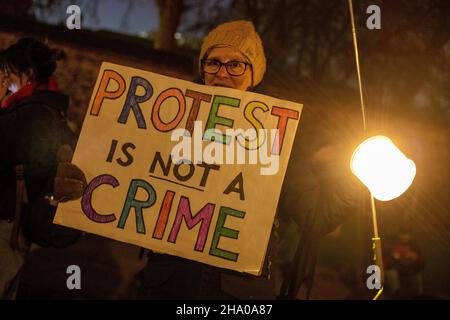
1;77;59;110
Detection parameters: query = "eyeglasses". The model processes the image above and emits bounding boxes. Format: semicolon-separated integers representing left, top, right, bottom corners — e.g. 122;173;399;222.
201;59;251;76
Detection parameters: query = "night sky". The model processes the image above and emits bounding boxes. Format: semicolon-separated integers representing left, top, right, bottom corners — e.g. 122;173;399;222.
34;0;159;36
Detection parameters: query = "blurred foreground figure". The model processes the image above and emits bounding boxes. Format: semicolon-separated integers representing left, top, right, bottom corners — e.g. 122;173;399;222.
0;38;84;299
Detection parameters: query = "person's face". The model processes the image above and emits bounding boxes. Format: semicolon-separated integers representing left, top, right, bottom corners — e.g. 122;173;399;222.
6;70;30;93
203;47;253;91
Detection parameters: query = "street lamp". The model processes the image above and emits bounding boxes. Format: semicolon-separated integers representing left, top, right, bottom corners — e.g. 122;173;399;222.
351;135;416;201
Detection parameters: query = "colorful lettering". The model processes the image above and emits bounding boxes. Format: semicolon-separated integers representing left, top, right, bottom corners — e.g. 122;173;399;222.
117;179;157;234
168;196;215;252
204;95;240;145
270;106;300;154
185;89;211;135
238;101;269;149
90;70;126;116
152;190;175;240
152;88;186;132
209;207;245;261
81;174;118;223
118;76;153;128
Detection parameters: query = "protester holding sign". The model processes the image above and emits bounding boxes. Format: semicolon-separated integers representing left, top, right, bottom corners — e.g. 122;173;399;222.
0;38;83;298
53;20;358;300
121;20;348;300
139;20;275;299
189;20;357;300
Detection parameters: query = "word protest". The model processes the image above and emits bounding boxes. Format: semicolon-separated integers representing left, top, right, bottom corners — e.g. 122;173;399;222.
54;62;303;275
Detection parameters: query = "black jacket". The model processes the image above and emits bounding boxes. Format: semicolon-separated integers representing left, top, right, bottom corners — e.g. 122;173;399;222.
0;90;80;247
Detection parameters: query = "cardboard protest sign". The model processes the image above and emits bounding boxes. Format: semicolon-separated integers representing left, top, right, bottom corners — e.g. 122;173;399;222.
54;62;302;275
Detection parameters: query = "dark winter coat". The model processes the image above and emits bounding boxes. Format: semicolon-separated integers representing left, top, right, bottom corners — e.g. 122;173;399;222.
0;90;81;247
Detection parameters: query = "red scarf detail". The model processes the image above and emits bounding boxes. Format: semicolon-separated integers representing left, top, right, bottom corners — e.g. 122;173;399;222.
1;78;59;110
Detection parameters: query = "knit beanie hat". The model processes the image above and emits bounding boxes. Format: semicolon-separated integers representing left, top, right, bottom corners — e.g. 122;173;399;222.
199;20;266;87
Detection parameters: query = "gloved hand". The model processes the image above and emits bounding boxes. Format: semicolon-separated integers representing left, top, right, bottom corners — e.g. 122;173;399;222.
53;144;87;202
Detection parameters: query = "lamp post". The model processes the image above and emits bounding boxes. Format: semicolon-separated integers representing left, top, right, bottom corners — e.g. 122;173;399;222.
350;136;416;298
347;0;417;299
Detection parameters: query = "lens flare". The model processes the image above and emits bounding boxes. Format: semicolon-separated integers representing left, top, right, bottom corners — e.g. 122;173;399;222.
350;136;416;201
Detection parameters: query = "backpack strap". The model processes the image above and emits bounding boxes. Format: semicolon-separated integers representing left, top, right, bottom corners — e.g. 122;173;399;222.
9;164;31;253
3;165;31;299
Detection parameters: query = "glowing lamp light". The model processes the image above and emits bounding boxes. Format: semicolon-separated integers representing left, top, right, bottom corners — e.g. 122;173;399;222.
350;135;416;201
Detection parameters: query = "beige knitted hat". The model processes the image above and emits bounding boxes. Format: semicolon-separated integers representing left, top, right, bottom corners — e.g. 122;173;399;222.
199;20;266;87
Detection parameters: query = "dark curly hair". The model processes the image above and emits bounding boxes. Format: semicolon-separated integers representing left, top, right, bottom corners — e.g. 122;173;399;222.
0;37;66;84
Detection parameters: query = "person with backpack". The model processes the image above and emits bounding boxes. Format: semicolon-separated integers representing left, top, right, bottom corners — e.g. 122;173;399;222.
0;37;85;298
